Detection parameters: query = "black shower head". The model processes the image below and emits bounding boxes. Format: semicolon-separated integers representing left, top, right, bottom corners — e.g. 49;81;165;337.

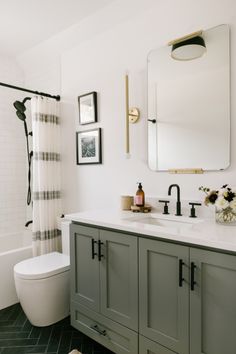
16;111;28;136
14;96;31;137
13;97;31;113
16;110;26;121
13;100;26;113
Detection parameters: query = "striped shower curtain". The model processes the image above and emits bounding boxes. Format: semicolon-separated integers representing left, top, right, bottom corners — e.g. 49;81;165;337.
31;97;62;256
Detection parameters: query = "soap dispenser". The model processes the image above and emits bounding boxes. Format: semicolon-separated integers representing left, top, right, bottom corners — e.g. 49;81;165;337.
135;183;145;207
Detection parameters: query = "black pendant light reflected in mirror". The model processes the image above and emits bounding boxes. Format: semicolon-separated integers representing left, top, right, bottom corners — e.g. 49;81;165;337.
170;34;206;61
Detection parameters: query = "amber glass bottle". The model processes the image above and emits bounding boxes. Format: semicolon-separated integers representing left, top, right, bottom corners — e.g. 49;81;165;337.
135;183;145;207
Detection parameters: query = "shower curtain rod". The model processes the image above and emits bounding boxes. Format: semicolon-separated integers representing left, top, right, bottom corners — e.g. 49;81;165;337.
0;81;60;101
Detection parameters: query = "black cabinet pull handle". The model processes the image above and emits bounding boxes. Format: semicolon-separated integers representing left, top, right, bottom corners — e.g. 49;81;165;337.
91;239;97;259
179;259;185;287
191;262;197;291
91;324;107;336
98;240;104;261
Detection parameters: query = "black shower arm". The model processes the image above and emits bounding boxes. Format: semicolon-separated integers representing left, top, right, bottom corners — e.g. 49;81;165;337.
25;220;33;227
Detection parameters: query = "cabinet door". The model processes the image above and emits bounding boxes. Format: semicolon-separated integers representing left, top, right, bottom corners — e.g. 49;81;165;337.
99;230;138;331
70;224;100;312
139;238;189;354
139;335;177;354
190;248;236;354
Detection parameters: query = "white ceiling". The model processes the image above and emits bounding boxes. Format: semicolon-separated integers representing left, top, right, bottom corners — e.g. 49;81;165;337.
0;0;112;57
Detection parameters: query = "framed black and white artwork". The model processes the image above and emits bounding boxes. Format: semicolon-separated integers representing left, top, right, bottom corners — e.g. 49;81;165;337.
76;128;102;165
78;91;97;125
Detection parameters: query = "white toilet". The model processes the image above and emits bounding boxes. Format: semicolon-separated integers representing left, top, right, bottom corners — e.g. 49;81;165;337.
14;220;71;327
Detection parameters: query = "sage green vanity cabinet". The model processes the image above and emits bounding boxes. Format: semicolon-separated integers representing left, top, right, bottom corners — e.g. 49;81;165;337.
70;224;138;331
139;238;189;354
190;248;236;354
70;222;236;354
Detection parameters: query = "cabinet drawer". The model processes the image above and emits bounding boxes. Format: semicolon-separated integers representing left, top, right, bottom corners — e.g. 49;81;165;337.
139;335;177;354
71;301;138;354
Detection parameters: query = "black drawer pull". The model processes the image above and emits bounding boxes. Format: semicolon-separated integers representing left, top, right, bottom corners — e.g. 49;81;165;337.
98;240;104;261
179;259;185;287
91;238;97;259
91;324;107;336
191;262;197;291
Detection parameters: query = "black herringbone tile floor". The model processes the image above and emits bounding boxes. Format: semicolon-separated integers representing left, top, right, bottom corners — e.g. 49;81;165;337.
0;303;113;354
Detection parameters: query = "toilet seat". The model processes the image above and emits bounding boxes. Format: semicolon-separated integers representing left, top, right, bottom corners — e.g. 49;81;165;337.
14;252;70;280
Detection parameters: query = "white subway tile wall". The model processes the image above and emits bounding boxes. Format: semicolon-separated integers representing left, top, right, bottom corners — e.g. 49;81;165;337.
0;57;27;235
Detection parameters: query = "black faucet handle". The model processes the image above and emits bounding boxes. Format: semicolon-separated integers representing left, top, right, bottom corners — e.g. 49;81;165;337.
159;200;170;215
189;202;202;218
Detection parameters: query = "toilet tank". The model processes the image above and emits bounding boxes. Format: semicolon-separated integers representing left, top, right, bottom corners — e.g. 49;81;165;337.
61;220;71;256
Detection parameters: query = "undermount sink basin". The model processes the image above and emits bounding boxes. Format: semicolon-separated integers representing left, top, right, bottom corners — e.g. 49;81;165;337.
125;213;203;231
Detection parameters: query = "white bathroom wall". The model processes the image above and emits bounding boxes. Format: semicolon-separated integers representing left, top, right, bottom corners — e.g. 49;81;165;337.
0;56;27;234
17;0;236;214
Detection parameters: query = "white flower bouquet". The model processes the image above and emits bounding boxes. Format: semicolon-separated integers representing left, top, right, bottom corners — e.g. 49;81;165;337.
199;184;236;224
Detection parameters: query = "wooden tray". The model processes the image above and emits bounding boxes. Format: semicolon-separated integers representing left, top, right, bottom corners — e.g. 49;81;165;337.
131;204;152;213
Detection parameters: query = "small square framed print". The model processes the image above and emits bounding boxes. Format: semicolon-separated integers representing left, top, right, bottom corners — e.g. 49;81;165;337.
78;91;97;125
76;128;102;165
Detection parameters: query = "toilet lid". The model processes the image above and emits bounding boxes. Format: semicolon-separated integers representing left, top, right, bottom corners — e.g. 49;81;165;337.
14;252;70;280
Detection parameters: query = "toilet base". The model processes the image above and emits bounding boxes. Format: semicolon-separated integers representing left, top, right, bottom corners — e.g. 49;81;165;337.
14;270;70;327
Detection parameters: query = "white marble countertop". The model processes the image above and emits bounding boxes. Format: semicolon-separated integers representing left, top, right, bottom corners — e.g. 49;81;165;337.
65;209;236;254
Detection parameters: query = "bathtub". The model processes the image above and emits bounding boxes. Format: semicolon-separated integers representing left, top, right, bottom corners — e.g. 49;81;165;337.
0;230;32;310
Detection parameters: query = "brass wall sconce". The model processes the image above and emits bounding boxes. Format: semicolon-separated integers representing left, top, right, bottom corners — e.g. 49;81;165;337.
168;30;206;61
125;74;140;157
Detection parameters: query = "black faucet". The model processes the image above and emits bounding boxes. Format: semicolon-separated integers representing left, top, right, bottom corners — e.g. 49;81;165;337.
168;184;182;216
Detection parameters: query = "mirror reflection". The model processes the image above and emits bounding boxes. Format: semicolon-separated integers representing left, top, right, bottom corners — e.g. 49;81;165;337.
148;24;230;171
